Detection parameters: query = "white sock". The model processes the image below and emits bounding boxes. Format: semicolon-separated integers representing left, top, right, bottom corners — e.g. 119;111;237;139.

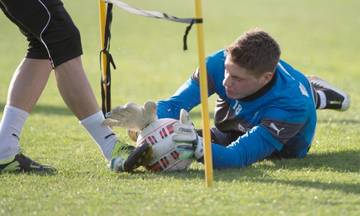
0;105;29;160
317;90;327;109
80;111;117;161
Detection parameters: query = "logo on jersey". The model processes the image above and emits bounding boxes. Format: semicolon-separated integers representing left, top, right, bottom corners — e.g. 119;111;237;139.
269;122;285;136
237;123;246;132
299;83;309;97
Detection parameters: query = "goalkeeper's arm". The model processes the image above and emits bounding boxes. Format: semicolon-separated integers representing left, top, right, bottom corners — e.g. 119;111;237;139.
157;78;202;119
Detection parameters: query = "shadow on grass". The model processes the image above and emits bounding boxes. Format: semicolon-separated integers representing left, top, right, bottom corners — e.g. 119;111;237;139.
247;177;360;195
317;118;360;125
257;149;360;173
118;169;205;181
0;102;72;116
0;170;58;176
225;150;360;194
122;149;360;195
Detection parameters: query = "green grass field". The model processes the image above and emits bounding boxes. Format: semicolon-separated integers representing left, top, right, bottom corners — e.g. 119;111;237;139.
1;0;360;215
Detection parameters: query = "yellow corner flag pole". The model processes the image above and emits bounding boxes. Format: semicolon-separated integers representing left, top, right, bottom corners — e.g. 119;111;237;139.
194;0;214;187
99;0;108;112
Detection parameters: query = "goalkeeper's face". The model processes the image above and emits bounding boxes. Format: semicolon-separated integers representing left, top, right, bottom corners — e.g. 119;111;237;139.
223;56;274;99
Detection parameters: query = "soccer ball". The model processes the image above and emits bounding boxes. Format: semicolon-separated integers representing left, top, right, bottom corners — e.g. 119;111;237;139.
136;118;192;172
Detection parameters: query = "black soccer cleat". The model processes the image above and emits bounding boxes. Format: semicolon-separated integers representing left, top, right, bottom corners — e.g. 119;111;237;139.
123;143;153;172
309;76;350;111
0;153;57;174
110;142;153;172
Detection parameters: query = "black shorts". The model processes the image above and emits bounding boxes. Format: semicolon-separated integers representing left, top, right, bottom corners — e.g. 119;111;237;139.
0;0;82;67
196;128;244;147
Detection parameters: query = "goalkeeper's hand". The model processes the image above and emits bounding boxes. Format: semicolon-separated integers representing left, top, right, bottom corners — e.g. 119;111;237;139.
172;109;202;160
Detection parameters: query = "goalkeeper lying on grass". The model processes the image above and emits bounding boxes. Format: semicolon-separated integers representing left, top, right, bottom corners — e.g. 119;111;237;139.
106;28;350;171
157;28;350;169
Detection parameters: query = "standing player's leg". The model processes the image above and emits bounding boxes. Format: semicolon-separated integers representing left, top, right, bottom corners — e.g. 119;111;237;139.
0;0;57;173
54;57;98;120
0;0;150;173
45;2;152;171
0;59;55;173
7;59;52;112
54;57;153;172
54;56;121;162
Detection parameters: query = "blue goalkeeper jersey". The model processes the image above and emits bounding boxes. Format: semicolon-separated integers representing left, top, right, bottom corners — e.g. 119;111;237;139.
157;50;317;169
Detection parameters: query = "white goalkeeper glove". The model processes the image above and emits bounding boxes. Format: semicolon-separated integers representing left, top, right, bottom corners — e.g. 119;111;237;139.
172;109;203;160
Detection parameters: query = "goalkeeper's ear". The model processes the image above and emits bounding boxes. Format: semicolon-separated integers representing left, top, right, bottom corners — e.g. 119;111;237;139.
179;109;192;125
